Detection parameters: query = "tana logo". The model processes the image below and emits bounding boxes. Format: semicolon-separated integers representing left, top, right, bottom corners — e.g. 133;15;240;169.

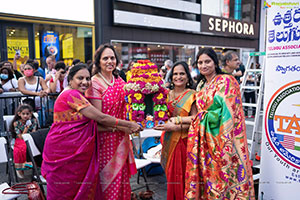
264;1;271;9
265;80;300;169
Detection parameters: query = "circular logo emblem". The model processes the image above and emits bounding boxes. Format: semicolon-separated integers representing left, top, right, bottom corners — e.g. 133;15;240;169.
265;80;300;169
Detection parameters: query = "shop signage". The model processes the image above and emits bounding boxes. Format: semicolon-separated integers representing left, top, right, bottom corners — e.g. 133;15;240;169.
201;14;259;39
62;34;74;59
41;31;60;61
6;39;29;59
260;1;300;199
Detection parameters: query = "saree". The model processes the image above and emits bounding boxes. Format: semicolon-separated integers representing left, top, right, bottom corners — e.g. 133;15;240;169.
161;89;195;200
42;89;100;200
86;76;136;200
185;75;255;200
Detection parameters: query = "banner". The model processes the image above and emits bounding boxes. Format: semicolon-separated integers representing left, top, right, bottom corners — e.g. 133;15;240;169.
62;33;74;59
41;31;59;61
6;38;29;59
260;1;300;199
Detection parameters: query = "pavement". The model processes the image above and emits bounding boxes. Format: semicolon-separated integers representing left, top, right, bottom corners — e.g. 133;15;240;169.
0;110;262;200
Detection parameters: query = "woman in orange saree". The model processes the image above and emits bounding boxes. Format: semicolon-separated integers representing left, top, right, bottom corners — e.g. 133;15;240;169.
86;44;136;200
155;61;197;200
184;48;255;199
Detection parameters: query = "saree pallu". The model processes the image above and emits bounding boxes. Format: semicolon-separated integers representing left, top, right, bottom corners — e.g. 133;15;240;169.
185;75;255;200
42;89;100;200
161;89;195;200
86;76;136;200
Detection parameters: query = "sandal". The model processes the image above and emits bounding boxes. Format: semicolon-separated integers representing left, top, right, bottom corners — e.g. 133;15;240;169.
16;170;25;179
25;163;33;168
138;190;154;200
16;167;29;170
131;192;138;200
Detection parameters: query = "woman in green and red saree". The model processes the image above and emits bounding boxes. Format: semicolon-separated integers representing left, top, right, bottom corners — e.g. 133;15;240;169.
42;64;141;200
155;61;197;200
184;48;255;199
86;44;137;200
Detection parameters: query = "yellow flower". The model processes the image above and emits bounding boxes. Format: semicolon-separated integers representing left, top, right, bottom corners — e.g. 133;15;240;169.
134;93;142;100
158;111;165;118
157;93;163;100
128;95;132;104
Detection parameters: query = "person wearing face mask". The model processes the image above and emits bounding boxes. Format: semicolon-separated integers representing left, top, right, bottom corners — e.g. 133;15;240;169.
3;60;23;80
0;66;18;92
18;63;49;124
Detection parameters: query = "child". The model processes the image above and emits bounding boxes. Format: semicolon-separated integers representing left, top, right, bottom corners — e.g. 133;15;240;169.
9;104;38;179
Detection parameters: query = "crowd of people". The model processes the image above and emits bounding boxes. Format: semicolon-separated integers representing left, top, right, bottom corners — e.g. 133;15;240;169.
0;45;257;199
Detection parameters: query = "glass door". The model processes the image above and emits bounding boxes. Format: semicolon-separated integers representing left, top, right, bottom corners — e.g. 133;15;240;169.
0;21;34;67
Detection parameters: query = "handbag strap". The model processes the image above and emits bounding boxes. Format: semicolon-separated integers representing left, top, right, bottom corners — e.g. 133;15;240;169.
35;76;40;92
1;182;39;195
2;182;29;194
10;79;15;89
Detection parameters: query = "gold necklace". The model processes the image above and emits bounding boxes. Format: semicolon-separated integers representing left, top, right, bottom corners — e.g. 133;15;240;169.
171;89;187;106
98;72;115;86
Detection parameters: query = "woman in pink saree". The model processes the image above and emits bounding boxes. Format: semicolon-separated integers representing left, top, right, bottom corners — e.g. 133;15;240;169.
86;44;136;200
42;64;141;200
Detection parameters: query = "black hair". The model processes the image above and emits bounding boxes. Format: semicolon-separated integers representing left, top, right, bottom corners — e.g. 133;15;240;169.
72;59;81;66
94;43;119;78
196;47;224;85
54;61;66;71
0;66;14;80
9;104;34;138
168;61;194;89
26;59;39;70
24;62;35;70
67;63;91;83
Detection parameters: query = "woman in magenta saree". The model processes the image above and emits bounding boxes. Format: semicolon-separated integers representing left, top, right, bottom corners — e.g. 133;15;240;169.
42;88;99;199
42;64;141;200
86;44;136;200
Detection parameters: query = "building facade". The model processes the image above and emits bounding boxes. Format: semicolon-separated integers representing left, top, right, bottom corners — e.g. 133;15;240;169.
95;0;261;67
0;0;95;67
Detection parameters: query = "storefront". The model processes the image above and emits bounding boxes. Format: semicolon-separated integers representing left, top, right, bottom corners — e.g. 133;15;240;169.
96;0;261;68
0;0;95;67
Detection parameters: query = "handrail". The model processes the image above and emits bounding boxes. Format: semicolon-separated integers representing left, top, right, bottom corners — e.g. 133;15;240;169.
0;92;59;132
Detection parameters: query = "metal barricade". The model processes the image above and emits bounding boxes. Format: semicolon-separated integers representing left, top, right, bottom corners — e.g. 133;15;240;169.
0;92;59;132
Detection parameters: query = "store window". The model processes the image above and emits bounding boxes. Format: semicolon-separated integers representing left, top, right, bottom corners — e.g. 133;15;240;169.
201;0;256;22
6;26;30;65
34;25;93;66
112;42;196;69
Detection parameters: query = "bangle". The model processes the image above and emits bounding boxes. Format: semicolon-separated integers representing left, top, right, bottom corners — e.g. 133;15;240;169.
179;116;182;124
115;119;119;127
176;116;180;125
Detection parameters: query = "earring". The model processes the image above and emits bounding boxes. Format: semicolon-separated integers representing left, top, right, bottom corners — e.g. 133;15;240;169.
186;82;190;87
170;82;174;88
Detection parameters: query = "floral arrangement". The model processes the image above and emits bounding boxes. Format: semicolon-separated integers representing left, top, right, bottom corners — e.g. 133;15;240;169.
124;60;169;128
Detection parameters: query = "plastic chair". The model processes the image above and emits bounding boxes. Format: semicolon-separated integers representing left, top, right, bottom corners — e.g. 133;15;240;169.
0;137;21;199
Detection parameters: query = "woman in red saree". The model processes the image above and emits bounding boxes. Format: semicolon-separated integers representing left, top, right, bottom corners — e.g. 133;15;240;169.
155;61;197;200
184;48;255;199
42;64;141;200
86;44;136;200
